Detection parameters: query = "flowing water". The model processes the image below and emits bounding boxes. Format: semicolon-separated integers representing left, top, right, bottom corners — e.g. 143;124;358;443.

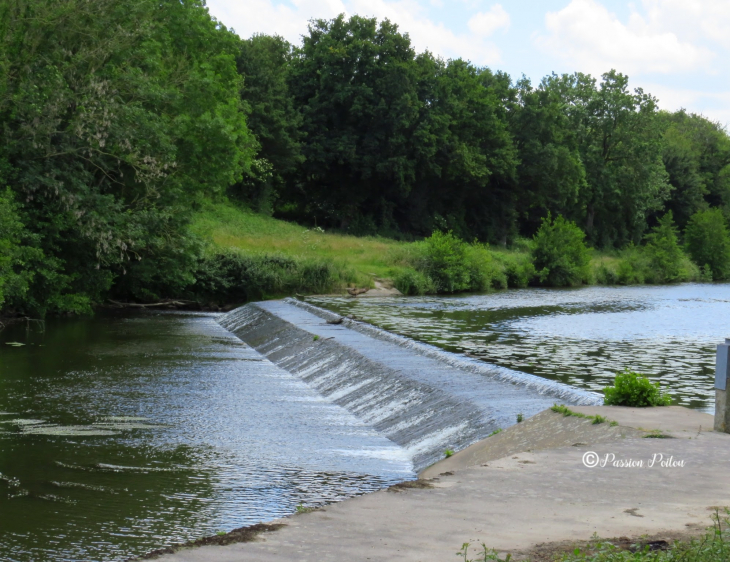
308;283;730;413
0;312;410;562
1;284;727;560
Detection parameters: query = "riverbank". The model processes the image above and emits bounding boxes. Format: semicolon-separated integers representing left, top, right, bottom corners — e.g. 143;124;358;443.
190;201;703;303
146;405;727;562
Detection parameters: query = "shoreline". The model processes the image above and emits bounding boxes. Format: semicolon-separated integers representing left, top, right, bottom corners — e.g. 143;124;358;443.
144;405;726;561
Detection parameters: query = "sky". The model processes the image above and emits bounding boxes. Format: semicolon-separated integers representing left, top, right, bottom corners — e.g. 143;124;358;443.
205;0;730;127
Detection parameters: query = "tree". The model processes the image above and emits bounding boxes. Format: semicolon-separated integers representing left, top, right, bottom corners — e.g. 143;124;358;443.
531;214;591;286
684;208;730;280
659;110;730;229
541;71;670;247
0;0;256;314
643;211;684;283
510;76;586;236
289;14;422;233
235;34;303;213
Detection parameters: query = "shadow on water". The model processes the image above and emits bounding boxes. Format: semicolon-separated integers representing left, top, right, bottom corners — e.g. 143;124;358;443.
0;311;410;562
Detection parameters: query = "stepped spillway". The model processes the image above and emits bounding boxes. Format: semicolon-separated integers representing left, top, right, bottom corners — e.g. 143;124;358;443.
218;298;602;471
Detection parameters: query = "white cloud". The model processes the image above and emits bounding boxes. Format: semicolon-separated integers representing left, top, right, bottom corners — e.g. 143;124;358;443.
640;0;730;49
206;0;509;65
643;82;730;127
467;4;510;37
536;0;713;76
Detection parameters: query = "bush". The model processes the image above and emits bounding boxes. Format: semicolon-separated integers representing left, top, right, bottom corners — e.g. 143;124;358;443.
531;214;591;287
192;249;354;303
421;231;472;292
684;208;730;280
603;369;672;407
643;211;686;283
393;268;435;295
494;252;535;288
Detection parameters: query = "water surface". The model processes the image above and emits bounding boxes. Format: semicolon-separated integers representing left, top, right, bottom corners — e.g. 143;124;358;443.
308;283;730;412
0;312;410;562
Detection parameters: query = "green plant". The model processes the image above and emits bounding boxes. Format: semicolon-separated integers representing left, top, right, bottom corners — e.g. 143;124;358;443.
551;404;616;425
216;530;227;536
422;231;472;293
457;541;511;561
392;267;435;295
516;413;524;423
444;449;455;458
531;214;591;287
603;369;672;407
313;335;320;341
557;510;730;560
489;428;502;437
642;211;686;283
684;208;730;280
643;429;671;438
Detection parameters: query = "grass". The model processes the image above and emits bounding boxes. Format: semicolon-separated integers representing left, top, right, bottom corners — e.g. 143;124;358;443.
456;510;730;561
192;201;407;285
550;404;612;426
191;200;703;299
444;449;455;458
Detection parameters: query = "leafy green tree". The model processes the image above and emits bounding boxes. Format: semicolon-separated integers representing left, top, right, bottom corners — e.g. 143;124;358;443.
684;208;730;280
531;214;591;286
289;14;422;232
412;61;518;242
659;110;730;229
643;211;684;283
0;0;255;314
510;77;586;236
235;34;303;213
542;71;670;247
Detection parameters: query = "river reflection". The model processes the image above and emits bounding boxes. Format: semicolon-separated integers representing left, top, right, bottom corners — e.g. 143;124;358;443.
0;312;410;562
308;283;730;412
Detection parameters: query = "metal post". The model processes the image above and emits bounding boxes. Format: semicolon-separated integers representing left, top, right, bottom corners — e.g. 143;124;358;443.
715;338;730;432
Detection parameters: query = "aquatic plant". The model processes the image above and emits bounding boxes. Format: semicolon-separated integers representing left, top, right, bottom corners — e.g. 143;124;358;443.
444;449;455;458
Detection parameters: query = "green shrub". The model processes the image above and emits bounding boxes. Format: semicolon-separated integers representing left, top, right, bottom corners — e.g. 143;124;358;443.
603;369;672;407
392;232;504;295
193;249;354;303
465;243;504;291
557;510;730;561
684;208;730;280
495;252;535;288
393;267;435;295
643;211;685;283
422;231;471;293
531;214;591;287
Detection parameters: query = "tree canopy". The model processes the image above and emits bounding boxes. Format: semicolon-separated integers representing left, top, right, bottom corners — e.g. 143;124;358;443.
2;8;729;315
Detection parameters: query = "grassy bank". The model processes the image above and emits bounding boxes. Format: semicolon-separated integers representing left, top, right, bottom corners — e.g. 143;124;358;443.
190;201;704;302
191;201;410;289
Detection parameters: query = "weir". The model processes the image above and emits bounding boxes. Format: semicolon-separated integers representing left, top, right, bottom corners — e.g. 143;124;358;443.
219;298;602;471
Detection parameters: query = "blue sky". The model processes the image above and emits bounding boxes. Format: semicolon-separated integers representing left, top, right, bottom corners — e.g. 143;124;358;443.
206;0;730;126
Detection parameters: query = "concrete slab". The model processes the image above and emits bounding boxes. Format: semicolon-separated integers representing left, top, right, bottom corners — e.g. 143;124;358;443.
149;410;730;562
570;406;714;437
420;409;644;479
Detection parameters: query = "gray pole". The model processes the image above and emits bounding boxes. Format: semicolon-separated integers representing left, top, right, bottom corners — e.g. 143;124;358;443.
715;338;730;432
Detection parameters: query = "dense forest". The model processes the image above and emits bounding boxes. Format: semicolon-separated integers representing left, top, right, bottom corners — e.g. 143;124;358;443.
1;0;729;316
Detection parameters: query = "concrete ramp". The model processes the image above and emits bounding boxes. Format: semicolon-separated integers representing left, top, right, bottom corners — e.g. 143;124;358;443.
219;299;601;471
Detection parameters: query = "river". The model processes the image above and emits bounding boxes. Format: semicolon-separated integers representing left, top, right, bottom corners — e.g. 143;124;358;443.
1;283;727;560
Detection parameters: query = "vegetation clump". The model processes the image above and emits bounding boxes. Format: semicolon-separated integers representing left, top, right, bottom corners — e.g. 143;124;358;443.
531;215;592;287
603;370;673;407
